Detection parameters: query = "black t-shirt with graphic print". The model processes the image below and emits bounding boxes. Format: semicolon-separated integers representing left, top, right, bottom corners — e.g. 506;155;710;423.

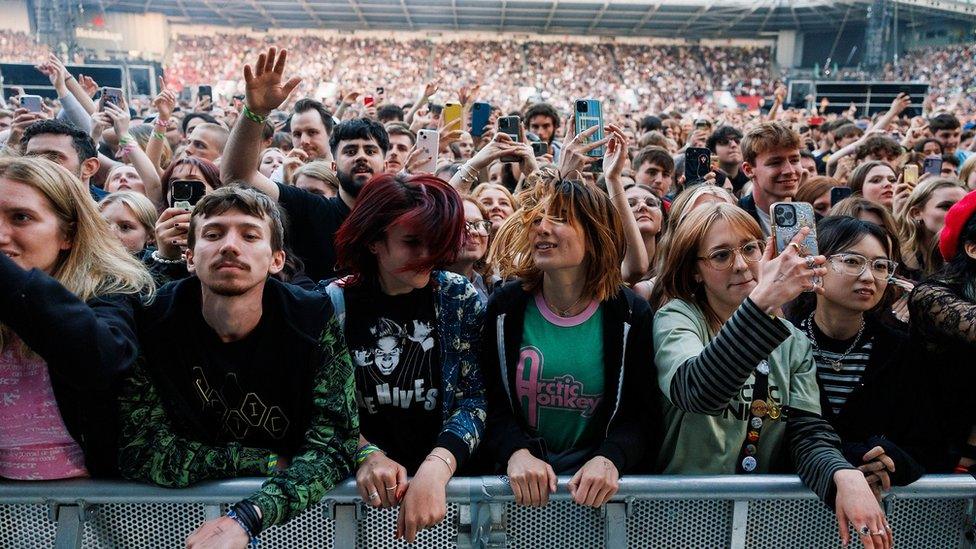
344;282;442;472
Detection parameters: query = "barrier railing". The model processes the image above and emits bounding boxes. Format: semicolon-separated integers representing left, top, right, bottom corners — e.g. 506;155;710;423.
1;475;974;548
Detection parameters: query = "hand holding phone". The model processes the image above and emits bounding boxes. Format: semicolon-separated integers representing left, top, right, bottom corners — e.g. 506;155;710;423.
498;116;522;163
169;180;207;210
21;95;43;113
922;156;942;176
414;129;439;174
684;147;711;187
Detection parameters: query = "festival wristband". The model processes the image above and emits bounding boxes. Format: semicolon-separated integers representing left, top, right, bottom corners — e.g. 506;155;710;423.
354;443;382;467
242;105;267;124
267;453;279;472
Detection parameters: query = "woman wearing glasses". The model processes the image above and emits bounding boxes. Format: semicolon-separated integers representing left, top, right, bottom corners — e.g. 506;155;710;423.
448;197;494;303
652;203;891;549
787;216;925;495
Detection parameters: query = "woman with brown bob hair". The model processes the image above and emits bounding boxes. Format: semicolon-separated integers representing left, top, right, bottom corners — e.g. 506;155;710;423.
652;203;891;548
480;172;661;510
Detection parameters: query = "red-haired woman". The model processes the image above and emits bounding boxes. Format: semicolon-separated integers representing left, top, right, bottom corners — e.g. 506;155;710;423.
322;173;485;544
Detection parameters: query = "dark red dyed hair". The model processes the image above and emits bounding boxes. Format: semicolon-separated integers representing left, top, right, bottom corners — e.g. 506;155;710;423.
160;156;223;204
335;173;465;286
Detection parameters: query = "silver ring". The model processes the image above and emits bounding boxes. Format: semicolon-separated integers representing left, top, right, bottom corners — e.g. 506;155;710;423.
858;525;871;536
385;485;397;491
805;256;816;269
872;530;886;536
368;491;379;500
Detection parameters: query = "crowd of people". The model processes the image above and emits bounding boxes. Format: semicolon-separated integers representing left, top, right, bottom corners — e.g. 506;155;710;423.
3;30;976;549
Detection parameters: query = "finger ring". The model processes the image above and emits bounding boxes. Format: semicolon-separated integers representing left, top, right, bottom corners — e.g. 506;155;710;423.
368;491;379;500
805;256;816;269
788;242;802;253
885;524;893;532
872;530;886;536
858;525;871;536
385;485;397;491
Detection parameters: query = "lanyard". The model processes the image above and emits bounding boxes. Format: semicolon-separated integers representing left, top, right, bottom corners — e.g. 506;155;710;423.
735;360;785;473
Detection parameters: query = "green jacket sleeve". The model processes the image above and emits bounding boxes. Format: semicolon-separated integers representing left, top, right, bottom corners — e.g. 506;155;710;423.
248;316;360;529
117;361;273;487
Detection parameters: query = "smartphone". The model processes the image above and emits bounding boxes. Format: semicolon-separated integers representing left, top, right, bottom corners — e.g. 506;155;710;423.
470;102;491;138
922;156;942;177
364;95;375;108
443;101;462;131
21;94;43;113
830;186;853;206
416;129;439;174
101;87;124;111
180;86;192;103
197;85;212;99
498;116;522;163
771;201;819;257
531;142;549;157
170;180;207;210
574;99;605;159
684;147;711;187
903;164;919;189
429;103;443;116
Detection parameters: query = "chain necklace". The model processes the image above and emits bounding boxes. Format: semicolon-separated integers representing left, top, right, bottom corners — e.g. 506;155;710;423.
804;311;865;372
543;293;586;317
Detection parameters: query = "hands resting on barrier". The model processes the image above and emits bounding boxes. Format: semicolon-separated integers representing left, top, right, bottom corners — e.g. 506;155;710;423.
507;449;620;508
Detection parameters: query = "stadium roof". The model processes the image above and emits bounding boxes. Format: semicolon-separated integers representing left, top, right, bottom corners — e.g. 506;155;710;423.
85;0;976;37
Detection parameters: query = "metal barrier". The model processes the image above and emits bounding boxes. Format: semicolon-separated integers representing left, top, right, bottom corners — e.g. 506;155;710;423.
1;475;974;548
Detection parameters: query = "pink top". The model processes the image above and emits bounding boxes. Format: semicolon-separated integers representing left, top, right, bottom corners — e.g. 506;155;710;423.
0;335;88;480
534;292;600;327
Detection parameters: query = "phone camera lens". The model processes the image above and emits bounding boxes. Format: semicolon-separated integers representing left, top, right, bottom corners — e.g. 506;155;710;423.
577;101;588;113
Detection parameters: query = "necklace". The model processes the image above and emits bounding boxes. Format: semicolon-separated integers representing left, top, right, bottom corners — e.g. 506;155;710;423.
804;311;865;372
543;292;586;317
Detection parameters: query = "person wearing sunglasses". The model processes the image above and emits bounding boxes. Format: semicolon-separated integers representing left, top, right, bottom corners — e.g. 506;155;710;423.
786;216;927;499
447;197;493;304
652;203;892;549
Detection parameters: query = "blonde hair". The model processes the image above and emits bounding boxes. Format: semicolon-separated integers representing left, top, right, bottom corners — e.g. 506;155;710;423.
652;203;763;331
471;182;521;211
128;123;172;169
960;155;976;190
99;190;160;239
665;184;737;235
0;157;154;300
898;177;965;275
487;171;625;302
292;160;339;192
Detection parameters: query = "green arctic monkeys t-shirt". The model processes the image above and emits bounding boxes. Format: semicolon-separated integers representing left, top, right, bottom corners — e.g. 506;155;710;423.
517;293;605;454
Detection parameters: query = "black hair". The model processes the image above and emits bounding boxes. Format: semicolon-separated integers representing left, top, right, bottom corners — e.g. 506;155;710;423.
706;125;744;153
181;112;219;135
22;119;97;161
293;98;336;135
329;118;390;156
523;102;560;129
913;138;943;155
640;115;663;133
377;104;405;122
935;212;976;300
929;113;961;132
787;215;895;321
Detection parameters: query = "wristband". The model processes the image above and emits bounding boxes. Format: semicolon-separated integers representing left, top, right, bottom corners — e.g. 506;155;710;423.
242;105;267;124
426;452;454;474
152;130;166;141
354;443;382;467
226;509;260;548
118;133;136;146
267;453;279;471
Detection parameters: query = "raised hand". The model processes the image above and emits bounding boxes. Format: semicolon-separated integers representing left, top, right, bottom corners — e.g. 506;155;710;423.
153;76;178;121
242;47;302;116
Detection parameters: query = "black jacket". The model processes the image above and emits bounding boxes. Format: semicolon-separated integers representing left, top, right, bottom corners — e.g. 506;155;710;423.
738;193;763;231
480;281;661;474
788;315;928;482
0;252;141;477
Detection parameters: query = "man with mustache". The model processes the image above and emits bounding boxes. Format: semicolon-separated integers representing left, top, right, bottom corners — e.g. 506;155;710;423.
119;186;358;549
222;47;389;280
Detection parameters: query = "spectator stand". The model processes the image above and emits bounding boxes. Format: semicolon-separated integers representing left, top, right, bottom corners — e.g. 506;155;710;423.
1;475;974;548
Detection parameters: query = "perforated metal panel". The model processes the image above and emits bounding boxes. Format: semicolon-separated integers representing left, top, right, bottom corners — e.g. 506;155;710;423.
356;503;459;548
504;501;604;548
82;503;207;548
0;503;57;548
745;497;970;548
626;499;734;548
259;502;335;548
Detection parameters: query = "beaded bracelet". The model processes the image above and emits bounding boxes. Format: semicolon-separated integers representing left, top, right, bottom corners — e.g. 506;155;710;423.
226;509;259;548
150;249;185;264
354;443;382;467
242;105;267;124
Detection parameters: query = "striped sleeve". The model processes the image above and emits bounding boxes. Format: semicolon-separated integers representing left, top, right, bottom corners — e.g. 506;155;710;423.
668;298;792;415
787;412;856;507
